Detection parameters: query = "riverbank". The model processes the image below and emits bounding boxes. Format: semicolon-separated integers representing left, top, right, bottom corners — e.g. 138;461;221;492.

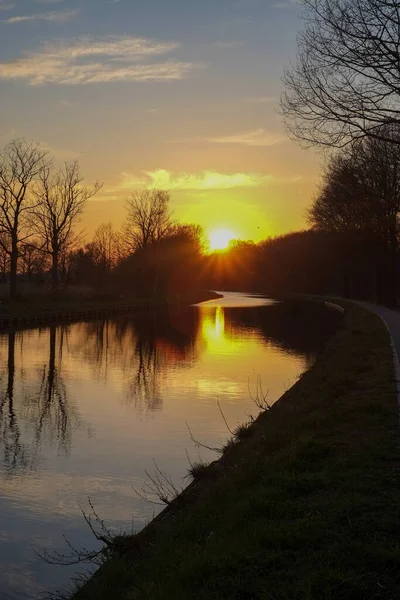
67;301;400;599
0;289;220;328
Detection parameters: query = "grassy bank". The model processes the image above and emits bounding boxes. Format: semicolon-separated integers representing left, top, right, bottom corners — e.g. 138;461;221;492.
0;289;220;322
69;302;400;600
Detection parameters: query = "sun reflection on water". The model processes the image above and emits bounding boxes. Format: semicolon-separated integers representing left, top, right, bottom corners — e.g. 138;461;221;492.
200;306;241;357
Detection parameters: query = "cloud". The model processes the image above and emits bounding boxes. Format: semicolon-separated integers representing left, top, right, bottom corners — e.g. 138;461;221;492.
0;36;199;85
168;128;284;147
115;169;272;191
205;129;284;146
2;9;77;23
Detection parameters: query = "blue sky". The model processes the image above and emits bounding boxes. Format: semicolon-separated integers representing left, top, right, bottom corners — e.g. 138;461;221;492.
0;0;320;241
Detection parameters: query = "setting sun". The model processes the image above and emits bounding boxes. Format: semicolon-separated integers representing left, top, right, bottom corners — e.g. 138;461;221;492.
208;228;236;252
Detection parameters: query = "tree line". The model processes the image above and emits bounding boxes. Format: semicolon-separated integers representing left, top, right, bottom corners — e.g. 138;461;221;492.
0;139;101;298
203;122;400;305
0;139;205;301
2;130;400;306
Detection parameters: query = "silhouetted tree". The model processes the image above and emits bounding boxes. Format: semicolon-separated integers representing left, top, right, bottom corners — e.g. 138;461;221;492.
308;126;400;304
155;223;205;298
123;189;173;254
281;0;400;147
0;233;10;281
65;246;97;286
19;241;49;281
86;222;124;288
32;161;101;292
114;222;205;298
0;139;48;298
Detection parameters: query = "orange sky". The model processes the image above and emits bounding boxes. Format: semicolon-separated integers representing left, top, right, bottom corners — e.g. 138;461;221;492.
0;0;321;244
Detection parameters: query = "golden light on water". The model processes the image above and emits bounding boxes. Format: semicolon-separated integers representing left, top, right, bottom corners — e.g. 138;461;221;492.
201;306;238;356
208;228;236;251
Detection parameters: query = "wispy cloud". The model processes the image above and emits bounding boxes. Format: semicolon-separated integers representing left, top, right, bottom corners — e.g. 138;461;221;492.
0;36;199;85
115;169;272;191
206;129;284;146
168;128;284;147
2;9;77;23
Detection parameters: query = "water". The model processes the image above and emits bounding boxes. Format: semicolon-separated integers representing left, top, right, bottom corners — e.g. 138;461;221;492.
0;293;341;599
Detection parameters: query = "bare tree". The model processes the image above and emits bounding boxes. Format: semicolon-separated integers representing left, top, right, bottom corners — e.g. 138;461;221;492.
33;161;102;292
123;189;173;254
281;0;400;148
0;139;48;298
19;241;49;282
89;222;123;274
0;233;10;282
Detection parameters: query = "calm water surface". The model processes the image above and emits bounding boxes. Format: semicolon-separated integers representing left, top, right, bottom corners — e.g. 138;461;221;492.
0;293;341;599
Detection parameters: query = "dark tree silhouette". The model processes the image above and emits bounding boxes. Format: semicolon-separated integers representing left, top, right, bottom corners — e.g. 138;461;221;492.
114;222;204;298
308;126;400;304
85;222;124;289
281;0;400;148
0;139;48;298
123;189;173;254
32;160;102;292
0;233;10;281
19;241;49;281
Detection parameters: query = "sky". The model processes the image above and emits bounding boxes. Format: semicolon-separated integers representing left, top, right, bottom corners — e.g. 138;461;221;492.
0;0;321;243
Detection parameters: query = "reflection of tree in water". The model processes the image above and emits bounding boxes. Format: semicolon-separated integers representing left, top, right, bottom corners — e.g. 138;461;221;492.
66;308;200;415
0;331;29;473
127;311;163;413
0;325;88;474
125;308;200;414
31;325;84;457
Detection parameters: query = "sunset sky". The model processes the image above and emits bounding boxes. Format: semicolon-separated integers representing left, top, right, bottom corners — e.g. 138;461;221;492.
0;0;321;243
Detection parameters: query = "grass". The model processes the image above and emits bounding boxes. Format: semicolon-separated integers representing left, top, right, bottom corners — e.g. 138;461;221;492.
69;302;400;600
186;460;212;481
233;422;254;440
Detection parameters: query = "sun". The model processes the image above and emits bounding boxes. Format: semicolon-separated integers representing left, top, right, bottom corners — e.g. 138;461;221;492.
208;228;236;252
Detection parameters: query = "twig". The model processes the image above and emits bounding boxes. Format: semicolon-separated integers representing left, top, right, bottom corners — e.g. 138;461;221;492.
248;375;271;411
132;459;182;506
185;421;222;454
34;497;113;567
217;399;234;435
